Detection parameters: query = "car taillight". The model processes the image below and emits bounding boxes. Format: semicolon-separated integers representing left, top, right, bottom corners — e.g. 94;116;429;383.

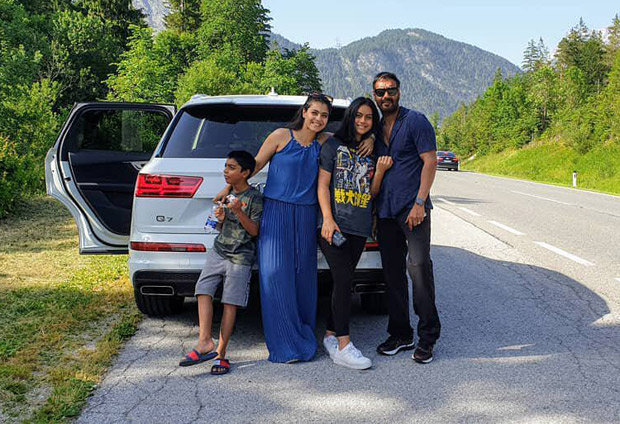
437;157;443;161
130;242;206;252
454;157;459;162
364;241;379;251
135;174;203;198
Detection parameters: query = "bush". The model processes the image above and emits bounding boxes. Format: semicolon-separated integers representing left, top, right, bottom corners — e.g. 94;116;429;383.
0;80;60;218
0;137;38;218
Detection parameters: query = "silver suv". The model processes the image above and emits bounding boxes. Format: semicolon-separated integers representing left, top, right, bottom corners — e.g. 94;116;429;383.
46;95;386;316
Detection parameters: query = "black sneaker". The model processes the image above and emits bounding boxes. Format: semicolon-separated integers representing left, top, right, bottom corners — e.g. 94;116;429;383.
376;336;415;356
412;345;434;364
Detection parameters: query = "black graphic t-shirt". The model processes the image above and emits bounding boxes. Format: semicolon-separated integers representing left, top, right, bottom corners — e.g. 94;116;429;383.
319;137;376;237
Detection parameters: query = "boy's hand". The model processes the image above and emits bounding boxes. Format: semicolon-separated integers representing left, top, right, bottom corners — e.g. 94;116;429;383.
214;202;225;222
376;156;393;174
228;197;243;215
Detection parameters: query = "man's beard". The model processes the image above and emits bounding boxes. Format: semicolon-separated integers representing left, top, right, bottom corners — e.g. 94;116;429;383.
379;99;398;115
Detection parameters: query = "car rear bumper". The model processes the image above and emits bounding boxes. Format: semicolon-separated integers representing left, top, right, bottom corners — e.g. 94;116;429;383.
133;268;386;297
129;231;385;296
437;163;458;170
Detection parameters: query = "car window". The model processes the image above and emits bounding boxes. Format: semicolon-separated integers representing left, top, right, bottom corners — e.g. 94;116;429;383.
67;109;170;153
438;151;455;157
160;104;344;158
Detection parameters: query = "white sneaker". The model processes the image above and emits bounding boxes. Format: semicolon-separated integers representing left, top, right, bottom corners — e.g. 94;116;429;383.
332;342;372;370
323;335;338;359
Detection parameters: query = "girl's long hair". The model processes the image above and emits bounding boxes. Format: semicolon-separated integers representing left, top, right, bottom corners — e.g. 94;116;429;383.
333;97;379;147
286;93;333;131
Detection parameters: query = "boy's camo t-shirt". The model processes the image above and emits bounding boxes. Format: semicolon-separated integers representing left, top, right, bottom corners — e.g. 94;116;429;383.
319;137;376;237
213;186;263;266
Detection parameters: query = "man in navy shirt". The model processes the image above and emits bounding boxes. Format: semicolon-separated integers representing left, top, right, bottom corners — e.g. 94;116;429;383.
373;72;441;364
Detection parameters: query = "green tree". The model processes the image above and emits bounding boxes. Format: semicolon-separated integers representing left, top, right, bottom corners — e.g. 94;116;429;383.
555;19;608;93
429;111;440;134
262;45;322;94
12;0;71;13
165;0;202;32
522;39;540;72
44;9;119;104
174;56;240;104
528;65;557;133
0;0;47;89
74;0;145;41
605;14;620;67
197;0;271;63
106;26;197;103
596;52;620;141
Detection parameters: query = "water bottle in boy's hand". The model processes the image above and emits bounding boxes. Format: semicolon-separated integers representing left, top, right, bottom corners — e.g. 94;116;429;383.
204;203;222;233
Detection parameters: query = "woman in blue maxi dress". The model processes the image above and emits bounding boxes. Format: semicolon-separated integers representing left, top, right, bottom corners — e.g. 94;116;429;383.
256;95;333;362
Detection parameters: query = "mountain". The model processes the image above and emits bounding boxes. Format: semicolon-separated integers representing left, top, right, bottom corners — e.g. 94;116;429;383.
131;2;520;118
272;30;520;119
133;0;167;32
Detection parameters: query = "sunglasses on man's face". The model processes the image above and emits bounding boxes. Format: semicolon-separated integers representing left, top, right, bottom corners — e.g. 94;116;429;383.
374;87;399;97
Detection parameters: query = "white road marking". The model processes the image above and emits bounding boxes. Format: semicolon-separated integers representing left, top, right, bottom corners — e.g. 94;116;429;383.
511;190;573;205
615;278;620;283
534;242;595;266
436;197;456;205
488;220;525;235
458;207;481;217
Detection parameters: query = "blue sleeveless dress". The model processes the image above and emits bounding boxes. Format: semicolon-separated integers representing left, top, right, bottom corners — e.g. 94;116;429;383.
258;129;320;363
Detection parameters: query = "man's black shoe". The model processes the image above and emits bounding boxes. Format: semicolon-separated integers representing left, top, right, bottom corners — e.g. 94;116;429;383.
412;344;434;364
376;336;415;356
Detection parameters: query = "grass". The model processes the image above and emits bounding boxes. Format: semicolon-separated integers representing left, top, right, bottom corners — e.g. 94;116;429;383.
463;142;620;195
0;197;141;422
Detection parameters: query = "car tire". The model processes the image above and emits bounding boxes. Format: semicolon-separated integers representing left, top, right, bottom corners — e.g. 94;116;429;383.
360;292;388;315
134;290;185;316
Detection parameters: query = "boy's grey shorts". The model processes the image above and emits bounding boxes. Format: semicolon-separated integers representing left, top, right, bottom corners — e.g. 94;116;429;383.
195;249;252;308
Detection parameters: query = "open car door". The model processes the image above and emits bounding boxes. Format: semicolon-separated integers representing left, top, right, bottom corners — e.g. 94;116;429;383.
45;102;175;253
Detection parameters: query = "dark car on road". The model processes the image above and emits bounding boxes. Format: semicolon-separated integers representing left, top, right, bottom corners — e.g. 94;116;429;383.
437;151;459;171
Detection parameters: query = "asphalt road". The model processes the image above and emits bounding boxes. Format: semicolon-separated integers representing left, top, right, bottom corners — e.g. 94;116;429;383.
78;171;620;423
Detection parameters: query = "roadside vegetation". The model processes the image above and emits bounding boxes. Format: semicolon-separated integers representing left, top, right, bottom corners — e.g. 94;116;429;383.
439;16;620;194
0;0;322;218
463;142;620;195
0;197;139;421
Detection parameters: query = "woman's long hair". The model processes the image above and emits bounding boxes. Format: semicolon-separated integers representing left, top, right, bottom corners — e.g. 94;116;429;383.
286;93;333;131
333;97;379;147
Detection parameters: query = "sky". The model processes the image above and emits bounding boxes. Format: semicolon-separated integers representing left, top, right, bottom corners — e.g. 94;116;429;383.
262;0;619;66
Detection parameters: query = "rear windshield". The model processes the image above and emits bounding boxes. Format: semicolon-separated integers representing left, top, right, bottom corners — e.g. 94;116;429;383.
159;104;345;158
438;151;455;157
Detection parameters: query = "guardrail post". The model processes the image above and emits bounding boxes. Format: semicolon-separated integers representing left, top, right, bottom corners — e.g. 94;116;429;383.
572;171;578;187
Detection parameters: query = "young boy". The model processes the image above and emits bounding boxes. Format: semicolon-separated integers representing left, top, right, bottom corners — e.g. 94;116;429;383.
180;150;263;375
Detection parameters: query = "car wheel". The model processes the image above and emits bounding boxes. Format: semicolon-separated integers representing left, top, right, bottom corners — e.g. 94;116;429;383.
360;292;388;315
134;290;185;316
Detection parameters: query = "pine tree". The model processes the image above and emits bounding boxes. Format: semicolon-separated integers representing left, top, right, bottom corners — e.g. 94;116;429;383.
522;39;539;72
555;18;608;93
605;14;620;66
165;0;201;33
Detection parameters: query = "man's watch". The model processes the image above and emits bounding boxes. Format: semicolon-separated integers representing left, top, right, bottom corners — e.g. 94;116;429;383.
415;196;425;206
